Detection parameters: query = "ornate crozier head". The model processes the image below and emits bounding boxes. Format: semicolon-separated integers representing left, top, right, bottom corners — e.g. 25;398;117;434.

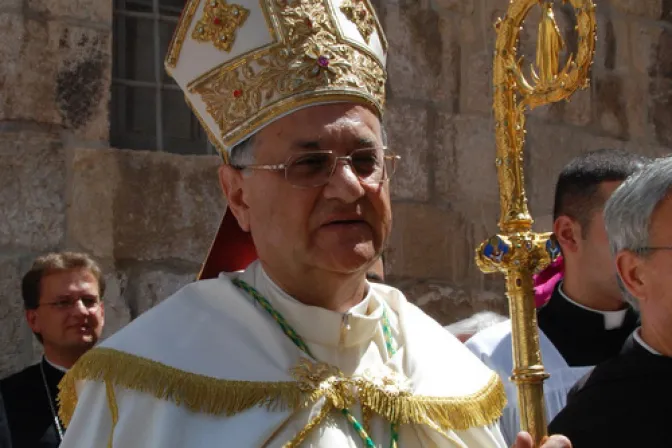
165;0;388;278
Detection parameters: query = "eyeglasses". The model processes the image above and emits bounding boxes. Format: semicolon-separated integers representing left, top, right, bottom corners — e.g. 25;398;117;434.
233;147;401;188
40;296;102;311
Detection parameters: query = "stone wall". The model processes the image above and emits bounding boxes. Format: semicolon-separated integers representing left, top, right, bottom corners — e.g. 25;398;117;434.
1;0;671;377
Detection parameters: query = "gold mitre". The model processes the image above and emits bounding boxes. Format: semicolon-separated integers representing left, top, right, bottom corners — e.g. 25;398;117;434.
165;0;388;157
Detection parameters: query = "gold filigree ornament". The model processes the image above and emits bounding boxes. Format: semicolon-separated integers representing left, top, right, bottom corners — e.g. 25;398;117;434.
340;0;376;43
192;0;250;52
190;0;385;149
290;358;354;409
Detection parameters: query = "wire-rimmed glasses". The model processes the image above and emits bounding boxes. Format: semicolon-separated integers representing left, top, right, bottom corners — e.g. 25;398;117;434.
232;147;401;188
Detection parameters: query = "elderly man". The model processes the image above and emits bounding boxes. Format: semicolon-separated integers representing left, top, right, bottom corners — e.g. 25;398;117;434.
466;149;648;444
548;156;672;446
0;252;106;447
58;1;569;447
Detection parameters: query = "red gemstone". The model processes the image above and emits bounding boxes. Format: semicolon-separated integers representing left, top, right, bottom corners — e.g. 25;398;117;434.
233;89;243;98
317;55;329;67
213;17;221;25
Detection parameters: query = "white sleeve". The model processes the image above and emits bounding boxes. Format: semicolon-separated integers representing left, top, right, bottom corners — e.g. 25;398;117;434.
60;381;113;448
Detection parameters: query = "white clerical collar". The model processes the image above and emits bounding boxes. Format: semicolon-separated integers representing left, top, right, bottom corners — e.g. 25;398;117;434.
44;356;69;373
237;261;383;348
558;281;627;330
633;327;662;356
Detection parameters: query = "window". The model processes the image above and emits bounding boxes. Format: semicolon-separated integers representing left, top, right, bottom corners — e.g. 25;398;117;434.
112;0;217;155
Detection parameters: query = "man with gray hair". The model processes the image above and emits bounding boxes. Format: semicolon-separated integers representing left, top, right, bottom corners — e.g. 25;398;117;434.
548;156;672;447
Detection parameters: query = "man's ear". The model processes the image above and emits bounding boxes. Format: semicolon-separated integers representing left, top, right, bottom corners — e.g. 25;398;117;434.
218;164;251;232
26;309;40;334
553;216;581;254
615;250;647;303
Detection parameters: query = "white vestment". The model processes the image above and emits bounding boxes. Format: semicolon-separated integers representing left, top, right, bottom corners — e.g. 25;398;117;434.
465;321;592;445
59;261;507;448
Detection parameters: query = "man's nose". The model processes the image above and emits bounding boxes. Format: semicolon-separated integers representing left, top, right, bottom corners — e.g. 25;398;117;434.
323;160;365;202
71;299;90;315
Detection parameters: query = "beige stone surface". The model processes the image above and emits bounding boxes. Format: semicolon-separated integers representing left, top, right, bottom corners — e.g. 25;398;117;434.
387;202;480;283
389;279;507;326
0;256;35;377
101;271;132;340
435;114;500;228
385;101;430;201
385;2;459;104
0;130;65;251
66;148;118;258
131;270;195;317
26;0;113;24
112;150;224;264
0;13;111;141
610;0;664;18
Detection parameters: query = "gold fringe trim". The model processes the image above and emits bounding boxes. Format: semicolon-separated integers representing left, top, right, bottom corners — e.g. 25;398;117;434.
104;381;118;448
357;374;506;431
58;348;300;427
58;348;506;434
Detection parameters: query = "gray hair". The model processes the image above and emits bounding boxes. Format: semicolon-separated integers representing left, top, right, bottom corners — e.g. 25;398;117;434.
229;136;256;167
444;311;508;337
604;156;672;308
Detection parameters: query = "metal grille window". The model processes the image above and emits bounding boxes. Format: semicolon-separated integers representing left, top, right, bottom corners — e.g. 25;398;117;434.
112;0;216;155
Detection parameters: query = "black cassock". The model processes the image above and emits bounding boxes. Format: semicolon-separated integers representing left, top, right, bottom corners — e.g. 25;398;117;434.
548;336;672;447
0;358;65;448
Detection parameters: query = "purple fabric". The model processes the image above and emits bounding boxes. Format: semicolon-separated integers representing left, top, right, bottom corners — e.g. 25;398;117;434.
534;256;564;308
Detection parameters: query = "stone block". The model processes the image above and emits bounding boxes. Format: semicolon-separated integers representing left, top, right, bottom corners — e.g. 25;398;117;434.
460;51;492;115
131;270;195;317
664;0;672;23
629;22;662;77
0;130;65;251
0;0;22;12
385;2;459;104
52;22;112;142
653;27;672;78
435;114;500;228
26;0;113;24
112;150;224;264
525;123;627;218
595;16;630;73
594;73;629;139
610;0;663;18
101;271;131;339
387;202;481;283
384;102;430;201
561;87;592;127
428;0;473;15
651;78;672;148
389;278;507;325
621;75;653;140
0;256;34;377
65;148;118;259
0;15;111;141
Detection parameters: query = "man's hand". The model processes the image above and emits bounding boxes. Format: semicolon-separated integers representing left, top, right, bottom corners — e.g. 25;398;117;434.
512;432;572;448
